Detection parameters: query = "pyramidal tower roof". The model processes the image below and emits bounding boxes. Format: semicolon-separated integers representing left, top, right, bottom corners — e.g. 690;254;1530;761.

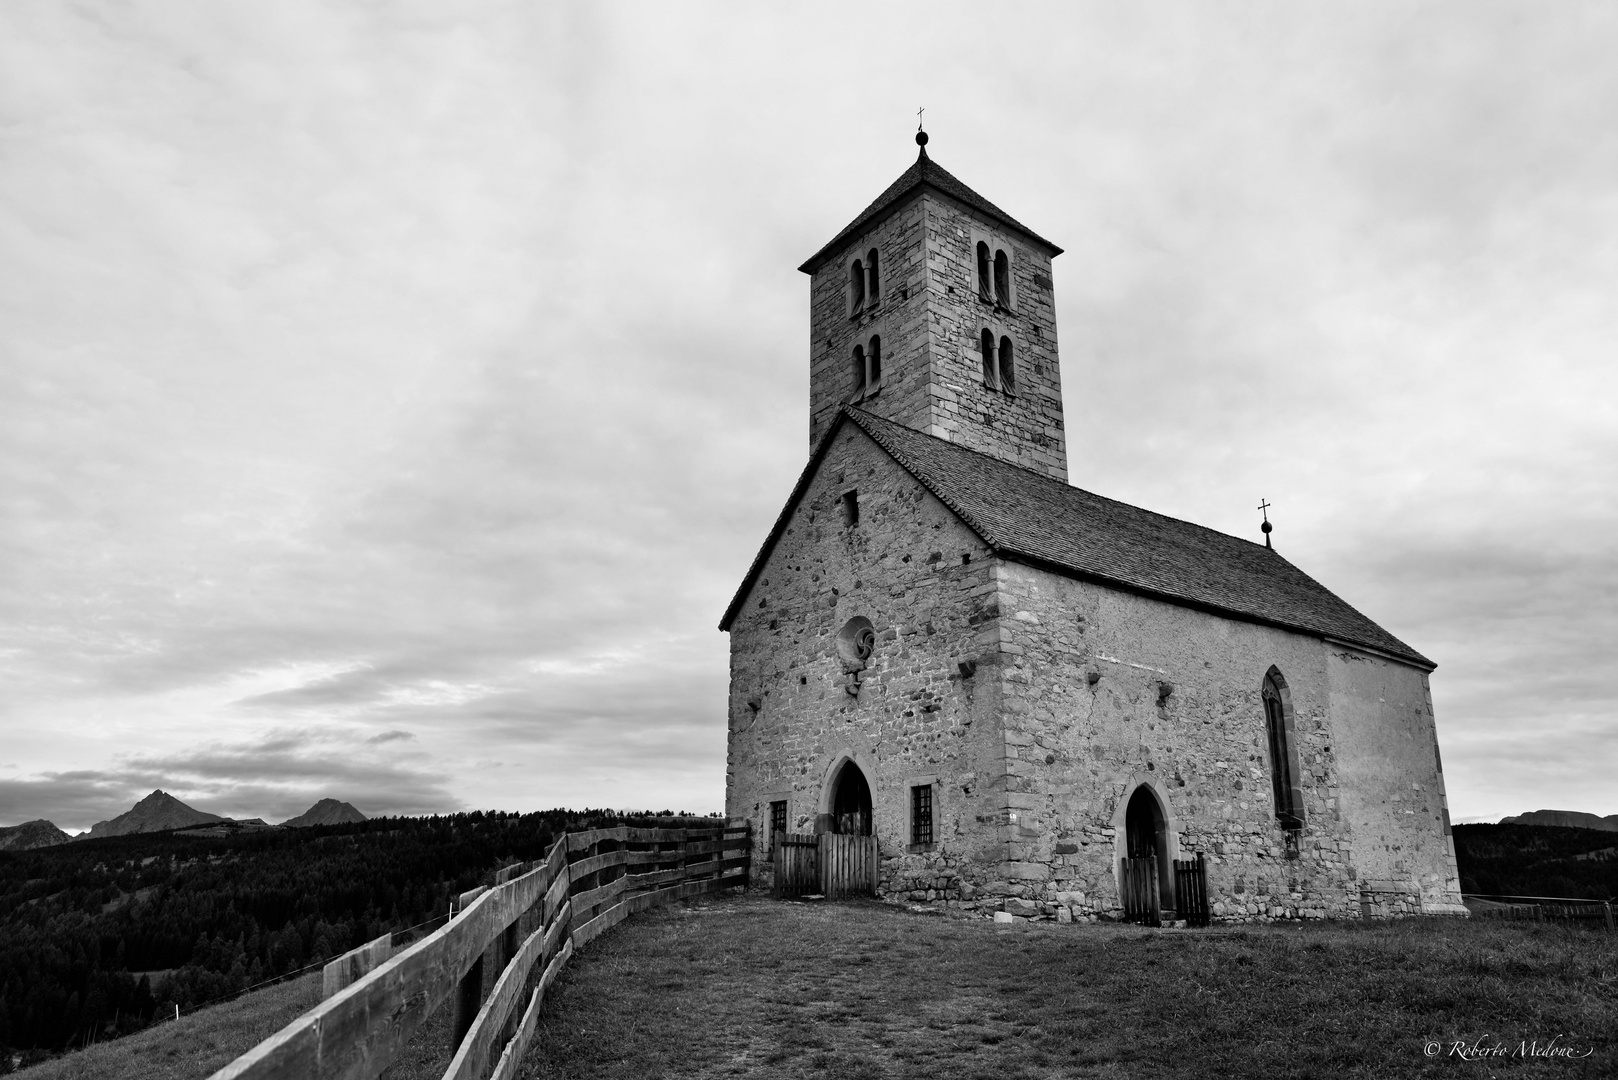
798;138;1063;274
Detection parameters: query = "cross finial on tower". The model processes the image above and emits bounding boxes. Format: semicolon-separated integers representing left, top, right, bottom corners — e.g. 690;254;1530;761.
915;107;928;149
1258;498;1274;549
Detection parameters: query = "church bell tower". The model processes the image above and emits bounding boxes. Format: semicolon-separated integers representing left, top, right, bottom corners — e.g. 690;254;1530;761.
797;131;1069;483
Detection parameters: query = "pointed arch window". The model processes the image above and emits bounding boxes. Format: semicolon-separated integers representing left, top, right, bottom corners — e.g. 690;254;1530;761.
1262;670;1305;831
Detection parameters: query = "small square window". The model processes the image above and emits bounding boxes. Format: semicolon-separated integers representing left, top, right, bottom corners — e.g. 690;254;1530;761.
910;784;933;847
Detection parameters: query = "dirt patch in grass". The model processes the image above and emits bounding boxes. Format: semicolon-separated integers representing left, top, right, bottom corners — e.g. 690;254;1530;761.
517;895;1617;1079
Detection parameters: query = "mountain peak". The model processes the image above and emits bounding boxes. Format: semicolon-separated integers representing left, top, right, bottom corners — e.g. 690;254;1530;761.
0;819;71;851
85;790;226;839
281;799;366;828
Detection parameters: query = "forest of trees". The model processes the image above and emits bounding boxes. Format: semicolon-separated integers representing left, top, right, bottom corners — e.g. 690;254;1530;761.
0;808;715;1067
1451;822;1618;901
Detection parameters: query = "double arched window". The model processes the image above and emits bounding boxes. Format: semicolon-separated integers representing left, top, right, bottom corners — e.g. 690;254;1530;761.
851;334;882;400
1262;669;1305;831
974;236;1015;310
847;247;882;317
978;329;1015;395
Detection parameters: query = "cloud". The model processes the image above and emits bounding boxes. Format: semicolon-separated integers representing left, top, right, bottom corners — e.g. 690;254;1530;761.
0;3;1614;830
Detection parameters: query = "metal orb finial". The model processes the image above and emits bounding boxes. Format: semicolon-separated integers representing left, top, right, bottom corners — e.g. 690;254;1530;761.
916;130;929;147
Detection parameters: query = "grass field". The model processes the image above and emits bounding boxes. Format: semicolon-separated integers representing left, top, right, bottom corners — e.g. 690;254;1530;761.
12;972;319;1080
516;896;1617;1080
18;898;1615;1079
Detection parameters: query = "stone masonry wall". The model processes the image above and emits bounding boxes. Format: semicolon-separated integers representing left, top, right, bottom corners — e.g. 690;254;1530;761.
917;192;1067;483
804;191;1067;483
976;559;1395;924
1328;653;1466;914
725;425;1011;890
808;202;931;450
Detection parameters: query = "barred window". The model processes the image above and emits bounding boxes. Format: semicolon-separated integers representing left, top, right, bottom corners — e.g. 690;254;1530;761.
769;800;787;854
910;784;934;846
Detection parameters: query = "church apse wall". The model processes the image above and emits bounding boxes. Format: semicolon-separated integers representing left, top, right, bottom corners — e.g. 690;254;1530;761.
725;426;1011;891
1327;653;1466;916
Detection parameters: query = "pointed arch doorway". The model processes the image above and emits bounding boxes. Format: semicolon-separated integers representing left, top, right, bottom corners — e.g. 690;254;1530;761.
1120;785;1173;925
829;759;872;836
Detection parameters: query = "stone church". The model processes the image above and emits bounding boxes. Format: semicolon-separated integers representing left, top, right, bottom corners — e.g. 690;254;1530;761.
721;132;1466;923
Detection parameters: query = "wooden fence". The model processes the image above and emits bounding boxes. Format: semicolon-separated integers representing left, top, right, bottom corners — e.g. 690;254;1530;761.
1173;853;1210;928
773;832;819;898
1118;856;1161;927
1463;893;1615;931
771;832;878;900
206;823;750;1080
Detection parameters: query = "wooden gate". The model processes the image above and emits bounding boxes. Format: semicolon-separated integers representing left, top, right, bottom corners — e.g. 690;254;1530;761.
819;833;877;899
1119;855;1161;926
1174;852;1210;927
773;832;819;898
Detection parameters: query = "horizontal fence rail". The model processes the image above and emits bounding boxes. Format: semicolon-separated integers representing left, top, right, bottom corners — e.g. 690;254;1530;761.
1462;893;1615;931
207;824;751;1080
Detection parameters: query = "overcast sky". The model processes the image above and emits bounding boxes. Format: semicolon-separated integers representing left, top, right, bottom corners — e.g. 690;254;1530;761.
2;3;1614;832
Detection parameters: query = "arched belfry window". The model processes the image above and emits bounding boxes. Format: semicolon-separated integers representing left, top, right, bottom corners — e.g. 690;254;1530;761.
1262;669;1305;831
866;248;880;302
980;329;996;387
993;249;1010;307
998;335;1015;394
976;242;992;300
850;335;882;402
848;258;866;315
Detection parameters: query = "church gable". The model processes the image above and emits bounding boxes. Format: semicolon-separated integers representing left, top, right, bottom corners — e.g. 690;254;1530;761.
724;420;1008;862
720;410;995;633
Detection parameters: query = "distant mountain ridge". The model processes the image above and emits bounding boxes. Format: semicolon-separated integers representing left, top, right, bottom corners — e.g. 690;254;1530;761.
0;819;71;851
282;799;366;827
2;794;368;849
86;790;226;838
1500;809;1618;832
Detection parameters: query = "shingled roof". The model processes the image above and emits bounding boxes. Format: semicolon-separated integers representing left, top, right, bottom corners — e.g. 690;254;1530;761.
720;407;1433;670
798;145;1063;274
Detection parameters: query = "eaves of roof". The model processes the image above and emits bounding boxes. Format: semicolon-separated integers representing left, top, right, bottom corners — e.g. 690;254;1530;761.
797;147;1063;275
